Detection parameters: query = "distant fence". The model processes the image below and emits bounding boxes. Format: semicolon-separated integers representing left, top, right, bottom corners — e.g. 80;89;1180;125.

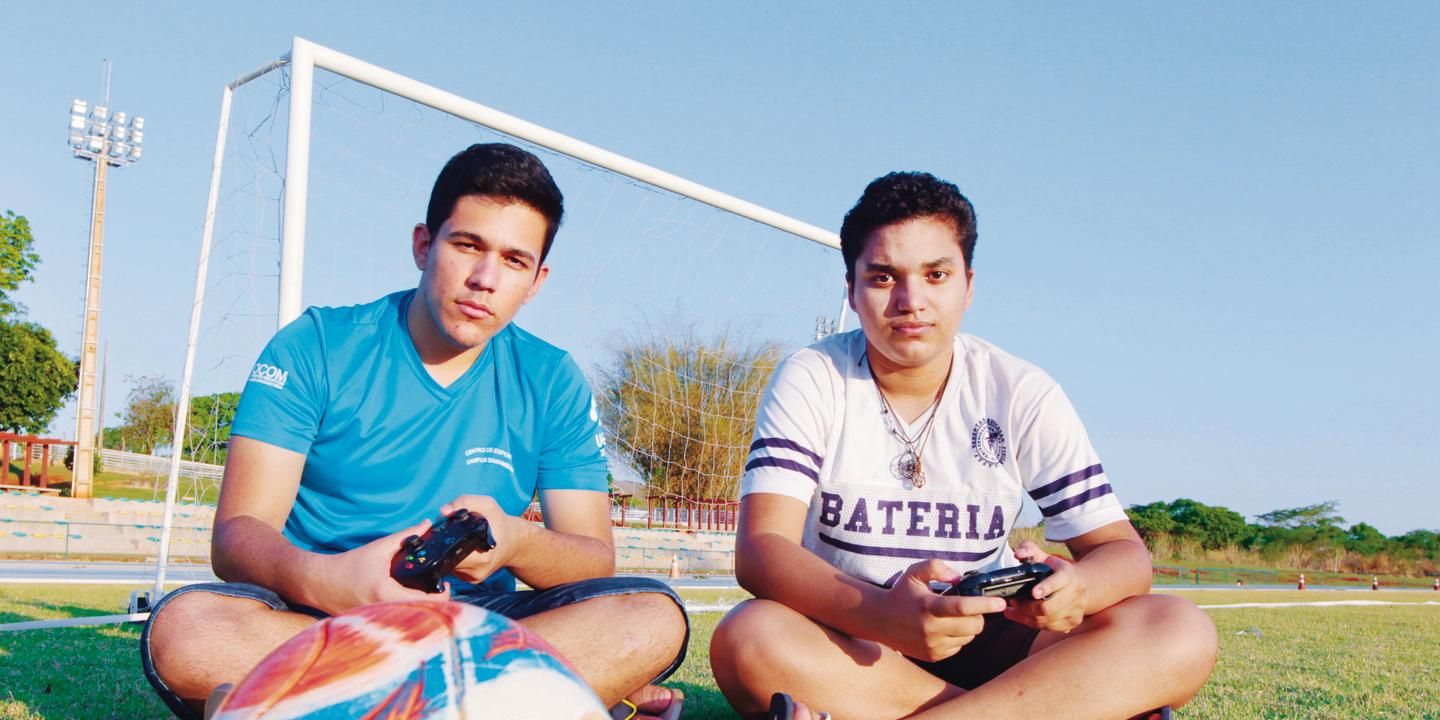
97;449;225;482
1153;564;1435;589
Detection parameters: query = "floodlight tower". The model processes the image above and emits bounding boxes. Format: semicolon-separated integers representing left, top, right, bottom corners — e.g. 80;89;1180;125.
67;76;145;499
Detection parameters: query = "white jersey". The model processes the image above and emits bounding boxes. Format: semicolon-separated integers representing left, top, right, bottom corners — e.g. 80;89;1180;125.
741;330;1127;587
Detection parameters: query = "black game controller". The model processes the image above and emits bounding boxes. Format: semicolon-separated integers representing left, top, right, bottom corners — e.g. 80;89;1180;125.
942;562;1054;599
390;508;497;593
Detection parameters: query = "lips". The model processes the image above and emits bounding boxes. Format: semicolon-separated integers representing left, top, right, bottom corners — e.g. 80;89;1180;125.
455;300;494;320
892;321;932;337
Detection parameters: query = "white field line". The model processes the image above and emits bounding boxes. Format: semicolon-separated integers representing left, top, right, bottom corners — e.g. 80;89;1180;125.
0;578;210;585
1198;600;1440;609
0;613;149;632
684;599;1440;615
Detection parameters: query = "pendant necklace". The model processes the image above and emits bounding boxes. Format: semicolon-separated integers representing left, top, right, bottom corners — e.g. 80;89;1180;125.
871;357;952;489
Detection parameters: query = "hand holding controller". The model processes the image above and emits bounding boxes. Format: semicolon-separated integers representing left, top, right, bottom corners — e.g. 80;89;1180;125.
942;562;1054;599
390;508;498;593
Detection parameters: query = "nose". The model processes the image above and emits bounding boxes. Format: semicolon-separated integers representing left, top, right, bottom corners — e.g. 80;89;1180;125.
892;276;923;315
467;253;500;292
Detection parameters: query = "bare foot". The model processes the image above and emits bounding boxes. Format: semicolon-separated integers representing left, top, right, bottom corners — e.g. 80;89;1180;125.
611;685;685;720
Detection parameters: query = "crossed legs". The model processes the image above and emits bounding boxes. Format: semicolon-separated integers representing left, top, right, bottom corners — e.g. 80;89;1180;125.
710;593;1217;720
145;586;686;718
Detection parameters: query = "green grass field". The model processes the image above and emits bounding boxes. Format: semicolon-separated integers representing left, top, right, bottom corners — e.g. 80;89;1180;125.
2;585;1437;719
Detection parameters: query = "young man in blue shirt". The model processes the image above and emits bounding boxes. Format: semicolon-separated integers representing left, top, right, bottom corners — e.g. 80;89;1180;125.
141;144;687;720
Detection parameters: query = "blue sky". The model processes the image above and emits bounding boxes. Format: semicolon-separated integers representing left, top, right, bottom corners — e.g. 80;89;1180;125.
2;3;1436;535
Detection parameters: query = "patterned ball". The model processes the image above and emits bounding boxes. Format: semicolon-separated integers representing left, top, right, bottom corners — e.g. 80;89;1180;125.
212;601;608;719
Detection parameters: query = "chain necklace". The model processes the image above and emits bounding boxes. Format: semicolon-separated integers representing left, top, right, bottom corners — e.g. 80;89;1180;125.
870;357;952;489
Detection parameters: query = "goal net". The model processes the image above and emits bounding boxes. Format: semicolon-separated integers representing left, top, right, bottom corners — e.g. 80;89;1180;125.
149;38;844;588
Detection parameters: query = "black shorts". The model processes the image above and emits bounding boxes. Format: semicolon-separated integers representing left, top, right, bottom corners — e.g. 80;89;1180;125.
139;576;688;720
912;611;1041;690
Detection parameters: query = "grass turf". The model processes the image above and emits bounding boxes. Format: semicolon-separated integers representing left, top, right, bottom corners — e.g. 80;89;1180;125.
1;585;1437;719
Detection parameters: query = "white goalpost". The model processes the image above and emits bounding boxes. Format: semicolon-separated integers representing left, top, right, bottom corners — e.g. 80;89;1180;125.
152;36;847;600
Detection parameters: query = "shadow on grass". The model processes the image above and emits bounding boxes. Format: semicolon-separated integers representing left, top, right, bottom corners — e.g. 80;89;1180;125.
0;596;130;625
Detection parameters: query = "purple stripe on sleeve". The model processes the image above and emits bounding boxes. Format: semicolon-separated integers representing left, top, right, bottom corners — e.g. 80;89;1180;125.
744;456;819;482
749;437;822;466
1038;483;1114;518
1028;463;1104;501
817;532;999;562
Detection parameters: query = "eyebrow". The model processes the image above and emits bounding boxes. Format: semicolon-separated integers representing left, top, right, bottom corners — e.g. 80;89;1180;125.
863;257;957;273
447;231;537;263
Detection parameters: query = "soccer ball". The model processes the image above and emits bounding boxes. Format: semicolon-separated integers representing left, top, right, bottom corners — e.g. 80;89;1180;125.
211;601;609;719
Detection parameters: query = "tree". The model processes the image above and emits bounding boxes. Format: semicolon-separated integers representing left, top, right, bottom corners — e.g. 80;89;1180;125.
115;375;176;454
0;320;78;434
1126;501;1176;542
1390;529;1440;560
1254;501;1350;571
1166;498;1251;550
594;320;781;500
1344;522;1388;557
1256;501;1346;531
1;210;41;318
184;391;240;464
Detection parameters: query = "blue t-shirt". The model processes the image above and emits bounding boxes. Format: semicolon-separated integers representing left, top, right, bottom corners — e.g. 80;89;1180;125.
230;290;609;591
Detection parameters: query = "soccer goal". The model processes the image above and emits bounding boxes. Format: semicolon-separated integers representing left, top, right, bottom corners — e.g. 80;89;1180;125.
151;37;845;596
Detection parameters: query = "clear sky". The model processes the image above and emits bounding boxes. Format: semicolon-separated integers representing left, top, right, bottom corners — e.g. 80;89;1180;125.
2;3;1436;535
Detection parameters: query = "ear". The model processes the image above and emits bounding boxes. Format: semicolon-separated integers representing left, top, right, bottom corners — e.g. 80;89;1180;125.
845;275;857;312
963;268;975;312
412;223;432;271
522;264;550;305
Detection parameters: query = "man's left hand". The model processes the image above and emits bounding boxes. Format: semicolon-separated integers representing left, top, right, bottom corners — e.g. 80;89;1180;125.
438;495;529;584
1003;540;1088;634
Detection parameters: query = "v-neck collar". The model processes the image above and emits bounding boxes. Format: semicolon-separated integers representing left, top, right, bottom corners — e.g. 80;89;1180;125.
396;290;496;401
858;333;966;425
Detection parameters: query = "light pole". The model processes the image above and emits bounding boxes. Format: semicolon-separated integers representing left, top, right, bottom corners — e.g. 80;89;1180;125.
67;81;144;499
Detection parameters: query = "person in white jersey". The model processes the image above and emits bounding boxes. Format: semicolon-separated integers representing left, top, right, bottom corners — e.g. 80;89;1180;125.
710;172;1217;719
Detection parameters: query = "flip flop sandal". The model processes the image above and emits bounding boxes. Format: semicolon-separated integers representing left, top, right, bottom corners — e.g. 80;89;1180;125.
611;687;685;720
1133;707;1172;720
769;692;830;720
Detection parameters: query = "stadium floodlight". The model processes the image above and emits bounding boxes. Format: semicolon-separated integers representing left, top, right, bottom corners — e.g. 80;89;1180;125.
66;65;148;504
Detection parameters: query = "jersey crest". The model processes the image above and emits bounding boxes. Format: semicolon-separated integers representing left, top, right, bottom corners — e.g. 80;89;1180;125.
970;418;1007;467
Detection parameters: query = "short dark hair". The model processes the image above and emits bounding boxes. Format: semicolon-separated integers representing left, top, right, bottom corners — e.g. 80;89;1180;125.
426;143;565;263
839;171;978;281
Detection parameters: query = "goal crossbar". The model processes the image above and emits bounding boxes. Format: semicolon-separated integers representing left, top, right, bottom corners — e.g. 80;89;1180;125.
152;36;842;600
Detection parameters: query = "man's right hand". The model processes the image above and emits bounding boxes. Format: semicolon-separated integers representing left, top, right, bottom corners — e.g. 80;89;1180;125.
869;559;1006;662
307;518;451;614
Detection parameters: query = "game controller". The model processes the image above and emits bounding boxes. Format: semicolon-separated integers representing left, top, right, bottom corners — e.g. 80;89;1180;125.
391;508;497;593
942;562;1054;598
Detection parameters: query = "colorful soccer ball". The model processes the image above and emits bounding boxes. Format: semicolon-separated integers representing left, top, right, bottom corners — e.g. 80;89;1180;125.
212;601;608;719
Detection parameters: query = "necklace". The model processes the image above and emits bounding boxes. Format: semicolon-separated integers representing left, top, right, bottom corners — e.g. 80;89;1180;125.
870;357;952;489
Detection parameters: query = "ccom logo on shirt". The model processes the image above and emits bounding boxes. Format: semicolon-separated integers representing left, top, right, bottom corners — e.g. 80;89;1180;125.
248;362;289;390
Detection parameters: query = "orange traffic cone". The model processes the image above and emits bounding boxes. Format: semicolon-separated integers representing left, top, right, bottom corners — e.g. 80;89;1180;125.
1297;573;1306;591
669;554;681;579
1371;576;1379;591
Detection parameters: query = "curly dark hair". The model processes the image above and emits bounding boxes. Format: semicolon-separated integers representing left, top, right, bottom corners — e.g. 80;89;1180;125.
839;171;978;281
426;143;565;263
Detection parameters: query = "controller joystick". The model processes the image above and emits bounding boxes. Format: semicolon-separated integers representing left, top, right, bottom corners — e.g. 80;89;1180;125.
390;508;497;593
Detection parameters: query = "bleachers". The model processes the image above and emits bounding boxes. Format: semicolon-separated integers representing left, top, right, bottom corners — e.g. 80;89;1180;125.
0;490;213;559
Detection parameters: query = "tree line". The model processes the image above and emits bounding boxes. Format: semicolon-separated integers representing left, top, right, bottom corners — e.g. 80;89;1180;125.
100;375;238;466
1127;499;1438;577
